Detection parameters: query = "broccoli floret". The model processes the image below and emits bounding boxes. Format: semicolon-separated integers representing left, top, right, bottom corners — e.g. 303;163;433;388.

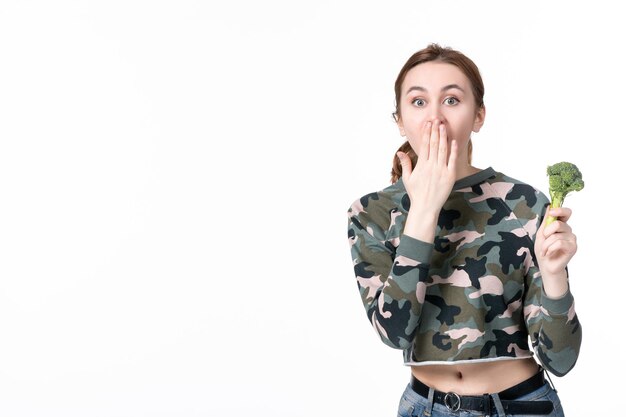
545;162;584;225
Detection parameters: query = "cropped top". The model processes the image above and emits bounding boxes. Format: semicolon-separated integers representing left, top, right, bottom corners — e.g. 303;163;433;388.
347;167;581;376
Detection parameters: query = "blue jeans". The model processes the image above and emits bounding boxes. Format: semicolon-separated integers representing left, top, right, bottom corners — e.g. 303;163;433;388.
397;379;564;417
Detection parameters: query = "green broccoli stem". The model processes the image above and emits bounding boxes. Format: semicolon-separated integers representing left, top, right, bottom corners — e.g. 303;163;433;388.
545;194;564;226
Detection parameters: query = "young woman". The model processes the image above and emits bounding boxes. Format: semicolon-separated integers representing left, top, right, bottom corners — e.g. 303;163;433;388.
347;44;581;416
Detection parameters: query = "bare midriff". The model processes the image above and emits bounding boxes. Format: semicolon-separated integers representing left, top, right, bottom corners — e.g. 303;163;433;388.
410;357;540;395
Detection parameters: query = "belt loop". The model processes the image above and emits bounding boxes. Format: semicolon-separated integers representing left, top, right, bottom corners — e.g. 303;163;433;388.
491;392;506;416
423;387;434;417
542;366;558;394
482;394;491;415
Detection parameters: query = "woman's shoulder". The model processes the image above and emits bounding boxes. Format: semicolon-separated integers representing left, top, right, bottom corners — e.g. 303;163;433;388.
347;180;406;229
487;169;550;215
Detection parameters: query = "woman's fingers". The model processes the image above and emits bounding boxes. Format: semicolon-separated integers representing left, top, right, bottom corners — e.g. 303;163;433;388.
543;219;572;238
437;123;448;166
429;120;440;160
418;121;431;160
416;119;457;170
448;139;458;172
434;121;457;171
547;207;572;222
541;233;577;258
397;151;413;183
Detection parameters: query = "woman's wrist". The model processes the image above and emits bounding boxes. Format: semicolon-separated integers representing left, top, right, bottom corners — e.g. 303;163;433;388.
403;209;439;243
541;269;569;299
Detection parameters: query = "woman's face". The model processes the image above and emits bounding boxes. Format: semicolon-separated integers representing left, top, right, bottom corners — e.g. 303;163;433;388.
396;61;485;160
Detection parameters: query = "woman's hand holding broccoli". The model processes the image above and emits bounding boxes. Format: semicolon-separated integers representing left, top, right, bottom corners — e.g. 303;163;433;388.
535;162;584;298
535;206;578;298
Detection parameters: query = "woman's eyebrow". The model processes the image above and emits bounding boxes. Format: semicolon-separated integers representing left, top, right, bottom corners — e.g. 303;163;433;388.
405;84;466;95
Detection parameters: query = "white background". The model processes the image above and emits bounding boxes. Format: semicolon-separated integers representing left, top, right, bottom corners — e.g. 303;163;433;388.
0;1;622;416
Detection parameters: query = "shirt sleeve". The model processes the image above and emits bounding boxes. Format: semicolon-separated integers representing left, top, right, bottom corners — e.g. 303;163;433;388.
347;201;433;349
523;191;582;376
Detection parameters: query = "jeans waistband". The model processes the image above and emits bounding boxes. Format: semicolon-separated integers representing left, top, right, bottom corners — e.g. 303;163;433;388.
409;370;554;415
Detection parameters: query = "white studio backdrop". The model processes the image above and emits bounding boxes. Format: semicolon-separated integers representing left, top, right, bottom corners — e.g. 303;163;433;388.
0;1;621;416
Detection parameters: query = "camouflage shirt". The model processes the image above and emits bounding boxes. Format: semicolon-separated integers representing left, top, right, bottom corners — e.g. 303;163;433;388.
347;167;581;376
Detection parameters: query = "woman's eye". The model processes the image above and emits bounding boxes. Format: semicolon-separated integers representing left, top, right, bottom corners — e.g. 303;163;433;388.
412;98;426;107
445;97;459;105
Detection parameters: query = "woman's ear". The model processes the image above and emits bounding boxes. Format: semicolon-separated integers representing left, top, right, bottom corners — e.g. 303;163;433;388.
472;105;486;133
394;113;406;136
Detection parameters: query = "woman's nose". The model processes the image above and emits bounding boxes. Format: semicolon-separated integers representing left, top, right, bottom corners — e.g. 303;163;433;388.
428;108;445;123
428;115;446;124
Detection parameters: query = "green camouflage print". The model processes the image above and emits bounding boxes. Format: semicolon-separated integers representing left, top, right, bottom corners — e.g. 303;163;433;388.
347;167;581;376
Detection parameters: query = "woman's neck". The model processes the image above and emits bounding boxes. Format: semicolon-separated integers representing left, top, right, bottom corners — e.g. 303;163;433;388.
455;164;482;181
